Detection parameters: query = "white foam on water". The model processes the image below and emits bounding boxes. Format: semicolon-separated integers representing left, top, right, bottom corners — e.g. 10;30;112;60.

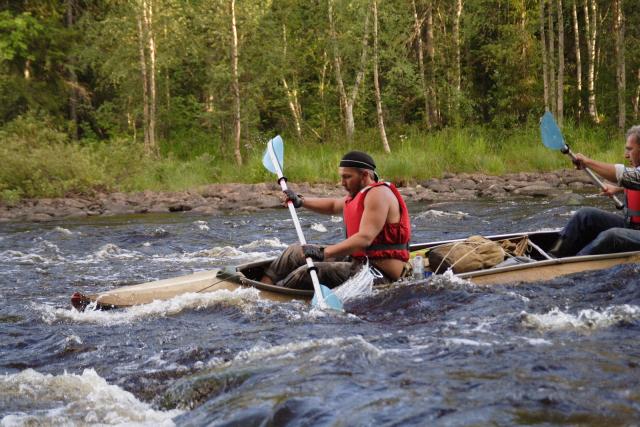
53;226;73;235
0;251;51;265
521;304;640;331
520;337;553;346
0;369;181;426
444;337;492;347
69;244;143;264
310;223;327;232
428;269;473;288
330;216;343;223
208;335;385;369
239;238;287;250
193;220;210;231
415;209;469;220
36;287;262;326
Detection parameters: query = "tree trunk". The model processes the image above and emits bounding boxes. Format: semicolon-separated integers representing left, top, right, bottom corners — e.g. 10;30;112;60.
556;0;564;126
281;24;302;139
136;11;150;152
634;68;640;121
319;50;329;139
412;0;431;128
614;0;625;131
66;0;78;140
452;0;463;122
425;2;439;125
372;0;390;153
540;0;550;111
144;0;158;156
328;0;370;140
584;0;599;122
547;0;557;116
572;0;582;119
230;0;242;165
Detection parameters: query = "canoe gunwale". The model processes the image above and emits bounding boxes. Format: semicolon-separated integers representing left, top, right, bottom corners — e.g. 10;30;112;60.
457;250;640;281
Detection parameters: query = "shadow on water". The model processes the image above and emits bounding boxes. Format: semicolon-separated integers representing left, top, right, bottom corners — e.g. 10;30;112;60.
1;195;639;425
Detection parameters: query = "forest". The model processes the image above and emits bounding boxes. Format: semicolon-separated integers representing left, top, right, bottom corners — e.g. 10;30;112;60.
1;0;639;201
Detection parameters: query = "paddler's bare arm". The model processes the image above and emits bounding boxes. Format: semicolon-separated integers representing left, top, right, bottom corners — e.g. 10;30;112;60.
323;187;389;259
281;190;344;214
300;197;344;215
573;153;617;182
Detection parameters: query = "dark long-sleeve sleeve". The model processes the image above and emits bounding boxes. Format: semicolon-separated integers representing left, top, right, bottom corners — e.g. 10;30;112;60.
620;167;640;190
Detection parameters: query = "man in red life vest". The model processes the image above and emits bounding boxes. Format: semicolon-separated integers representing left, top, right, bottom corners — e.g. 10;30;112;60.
260;151;411;289
550;125;640;256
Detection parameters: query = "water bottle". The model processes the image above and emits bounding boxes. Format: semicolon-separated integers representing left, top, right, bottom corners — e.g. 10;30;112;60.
413;255;424;280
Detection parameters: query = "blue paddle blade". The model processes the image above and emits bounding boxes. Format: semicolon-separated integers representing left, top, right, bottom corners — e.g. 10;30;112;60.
262;135;284;174
311;285;344;311
540;111;566;151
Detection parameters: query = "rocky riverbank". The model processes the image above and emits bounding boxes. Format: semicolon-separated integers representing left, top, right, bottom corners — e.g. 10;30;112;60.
0;169;599;222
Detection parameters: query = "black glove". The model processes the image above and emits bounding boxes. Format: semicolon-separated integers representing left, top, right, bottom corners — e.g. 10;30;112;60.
283;189;304;208
302;244;324;261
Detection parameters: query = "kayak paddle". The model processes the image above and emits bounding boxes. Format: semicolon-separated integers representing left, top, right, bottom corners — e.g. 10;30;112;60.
262;135;343;311
540;111;623;210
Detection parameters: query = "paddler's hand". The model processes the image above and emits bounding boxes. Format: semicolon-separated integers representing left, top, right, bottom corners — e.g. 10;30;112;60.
601;182;623;197
302;244;324;261
572;153;588;170
282;189;304;208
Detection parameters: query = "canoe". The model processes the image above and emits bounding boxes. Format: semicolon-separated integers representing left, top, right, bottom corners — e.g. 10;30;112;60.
70;261;312;311
70;229;640;311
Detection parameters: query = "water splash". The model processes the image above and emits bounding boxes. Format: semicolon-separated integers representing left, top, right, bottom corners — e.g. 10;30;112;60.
36;287;262;326
0;369;182;426
521;304;640;331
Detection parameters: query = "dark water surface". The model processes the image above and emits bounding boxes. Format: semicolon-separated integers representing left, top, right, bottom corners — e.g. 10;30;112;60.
1;196;639;426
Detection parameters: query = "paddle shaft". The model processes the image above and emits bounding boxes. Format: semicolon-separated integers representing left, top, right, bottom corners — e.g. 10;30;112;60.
266;143;328;308
561;146;624;210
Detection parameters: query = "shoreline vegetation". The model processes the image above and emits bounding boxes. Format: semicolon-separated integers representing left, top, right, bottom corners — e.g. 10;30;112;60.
0;114;624;210
0;115;615;222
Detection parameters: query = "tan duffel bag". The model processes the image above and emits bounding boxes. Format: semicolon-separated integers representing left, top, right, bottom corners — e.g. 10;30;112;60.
428;235;505;274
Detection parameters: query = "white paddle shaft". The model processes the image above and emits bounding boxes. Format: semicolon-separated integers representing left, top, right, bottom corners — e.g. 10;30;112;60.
267;142;327;307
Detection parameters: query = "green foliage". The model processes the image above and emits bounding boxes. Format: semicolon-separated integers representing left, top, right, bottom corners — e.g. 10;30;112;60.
0;114;106;198
0;0;638;201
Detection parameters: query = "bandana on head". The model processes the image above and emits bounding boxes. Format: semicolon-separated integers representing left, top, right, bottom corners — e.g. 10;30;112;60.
339;151;379;181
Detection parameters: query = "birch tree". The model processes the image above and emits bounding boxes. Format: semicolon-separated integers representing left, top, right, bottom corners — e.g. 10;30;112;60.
230;0;242;165
572;0;582;118
584;0;598;122
556;0;564;126
540;0;550;111
452;0;463;122
136;0;158;156
412;0;431;128
281;24;302;138
614;0;625;130
328;0;370;140
66;0;78;140
372;0;389;153
547;0;557;116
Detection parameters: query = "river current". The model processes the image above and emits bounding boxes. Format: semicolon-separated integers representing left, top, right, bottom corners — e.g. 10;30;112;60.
1;195;639;426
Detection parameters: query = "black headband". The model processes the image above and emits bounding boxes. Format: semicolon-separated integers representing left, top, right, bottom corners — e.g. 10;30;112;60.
339;151;376;171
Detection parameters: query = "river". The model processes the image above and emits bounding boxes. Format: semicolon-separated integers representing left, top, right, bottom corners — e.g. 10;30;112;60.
1;195;639;426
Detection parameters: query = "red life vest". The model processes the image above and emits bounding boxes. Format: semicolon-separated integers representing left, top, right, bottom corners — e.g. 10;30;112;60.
624;188;640;226
343;182;411;261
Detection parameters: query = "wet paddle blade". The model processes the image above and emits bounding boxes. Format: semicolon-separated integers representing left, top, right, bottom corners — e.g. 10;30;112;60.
540;111;566;151
311;284;344;311
262;135;284;174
